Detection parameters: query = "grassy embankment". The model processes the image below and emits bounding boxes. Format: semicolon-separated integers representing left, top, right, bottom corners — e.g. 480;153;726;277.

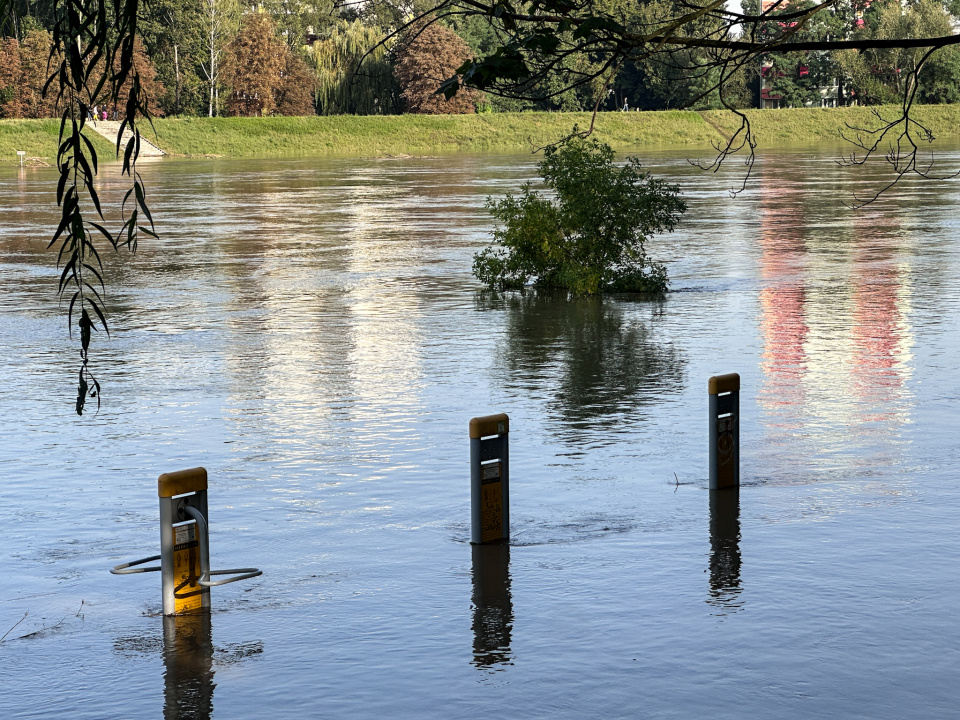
0;118;115;166
4;105;960;164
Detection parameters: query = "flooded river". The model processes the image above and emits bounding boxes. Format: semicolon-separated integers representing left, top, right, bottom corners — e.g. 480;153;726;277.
1;145;959;718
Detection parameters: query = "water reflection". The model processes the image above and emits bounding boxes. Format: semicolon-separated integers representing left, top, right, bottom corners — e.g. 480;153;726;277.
470;543;513;670
757;182;809;433
707;489;742;614
483;291;685;431
163;613;216;720
755;170;915;480
849;209;913;427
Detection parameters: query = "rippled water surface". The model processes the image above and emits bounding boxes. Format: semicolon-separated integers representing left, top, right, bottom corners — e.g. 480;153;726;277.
2;147;960;718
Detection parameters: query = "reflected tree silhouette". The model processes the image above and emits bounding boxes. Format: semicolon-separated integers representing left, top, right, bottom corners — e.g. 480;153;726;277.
481;290;685;429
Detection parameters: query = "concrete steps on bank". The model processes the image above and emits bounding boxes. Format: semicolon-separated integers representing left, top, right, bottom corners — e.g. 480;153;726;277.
88;119;166;158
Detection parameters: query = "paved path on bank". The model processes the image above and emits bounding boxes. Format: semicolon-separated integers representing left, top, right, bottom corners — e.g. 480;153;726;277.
88;120;165;157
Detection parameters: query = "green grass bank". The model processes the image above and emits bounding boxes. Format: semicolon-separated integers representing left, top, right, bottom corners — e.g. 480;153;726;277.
4;105;960;164
0;118;115;166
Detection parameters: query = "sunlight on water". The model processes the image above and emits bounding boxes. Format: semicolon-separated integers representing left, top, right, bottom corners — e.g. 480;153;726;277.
2;147;960;718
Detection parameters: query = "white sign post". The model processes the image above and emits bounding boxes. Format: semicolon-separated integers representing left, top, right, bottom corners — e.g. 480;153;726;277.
17;150;25;168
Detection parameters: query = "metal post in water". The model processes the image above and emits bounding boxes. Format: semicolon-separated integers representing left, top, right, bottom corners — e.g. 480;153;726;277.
469;413;509;544
158;467;211;616
111;467;262;615
708;373;740;490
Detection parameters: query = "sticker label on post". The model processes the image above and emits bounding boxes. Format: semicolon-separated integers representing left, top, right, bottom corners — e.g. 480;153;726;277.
480;463;503;543
172;523;203;613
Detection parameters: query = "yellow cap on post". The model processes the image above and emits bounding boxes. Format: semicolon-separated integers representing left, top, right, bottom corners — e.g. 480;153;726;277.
469;413;509;439
158;467;208;498
708;373;740;395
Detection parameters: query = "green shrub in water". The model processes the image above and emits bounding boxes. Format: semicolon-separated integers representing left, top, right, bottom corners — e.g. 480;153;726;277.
474;138;686;294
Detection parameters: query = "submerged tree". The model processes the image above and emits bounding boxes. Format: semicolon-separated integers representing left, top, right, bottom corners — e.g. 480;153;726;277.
474;139;685;294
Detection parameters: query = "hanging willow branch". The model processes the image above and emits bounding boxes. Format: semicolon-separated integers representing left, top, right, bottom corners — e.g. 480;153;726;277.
28;0;156;414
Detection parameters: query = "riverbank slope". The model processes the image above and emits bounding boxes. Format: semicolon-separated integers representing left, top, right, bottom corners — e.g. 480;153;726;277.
4;105;960;164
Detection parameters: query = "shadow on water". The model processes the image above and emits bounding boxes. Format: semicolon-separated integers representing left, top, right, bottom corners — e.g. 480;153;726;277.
707;489;743;615
470;543;513;671
479;291;685;431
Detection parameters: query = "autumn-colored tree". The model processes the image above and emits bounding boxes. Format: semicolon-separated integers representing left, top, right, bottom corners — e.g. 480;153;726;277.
275;54;315;116
223;12;315;116
16;30;60;118
111;36;167;116
0;31;162;119
393;22;481;114
223;13;284;116
0;38;22;118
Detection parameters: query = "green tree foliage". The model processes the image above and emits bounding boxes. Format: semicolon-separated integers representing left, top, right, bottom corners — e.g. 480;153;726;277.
474;139;686;295
604;0;753;111
139;0;206;115
445;14;599;111
199;0;241;116
309;19;397;115
746;0;849;108
259;0;334;51
834;0;960;105
394;21;482;114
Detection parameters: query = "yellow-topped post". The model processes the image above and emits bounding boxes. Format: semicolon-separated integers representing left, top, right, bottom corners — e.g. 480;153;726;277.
158;467;210;615
470;413;509;544
158;467;208;498
111;467;261;615
708;373;740;489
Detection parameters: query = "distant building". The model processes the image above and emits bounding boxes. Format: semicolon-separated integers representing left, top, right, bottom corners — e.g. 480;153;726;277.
758;0;839;108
